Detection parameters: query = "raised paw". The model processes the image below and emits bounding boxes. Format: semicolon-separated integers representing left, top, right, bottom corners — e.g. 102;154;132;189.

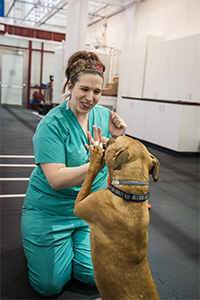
89;145;104;167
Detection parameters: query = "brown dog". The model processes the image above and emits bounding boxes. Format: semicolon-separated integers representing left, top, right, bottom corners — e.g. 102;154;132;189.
74;136;160;300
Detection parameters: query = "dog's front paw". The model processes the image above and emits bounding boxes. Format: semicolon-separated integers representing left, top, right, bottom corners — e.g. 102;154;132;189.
89;145;104;169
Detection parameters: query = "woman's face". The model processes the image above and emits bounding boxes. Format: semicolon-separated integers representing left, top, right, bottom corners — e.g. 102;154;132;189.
67;73;103;117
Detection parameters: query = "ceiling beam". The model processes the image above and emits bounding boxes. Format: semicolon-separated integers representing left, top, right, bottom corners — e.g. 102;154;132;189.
89;0;127;7
36;0;68;26
5;0;17;17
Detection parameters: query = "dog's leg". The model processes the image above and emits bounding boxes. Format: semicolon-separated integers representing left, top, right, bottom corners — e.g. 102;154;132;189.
75;145;103;208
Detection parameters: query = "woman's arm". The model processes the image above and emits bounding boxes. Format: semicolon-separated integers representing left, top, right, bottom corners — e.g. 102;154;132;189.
40;126;108;191
41;162;90;190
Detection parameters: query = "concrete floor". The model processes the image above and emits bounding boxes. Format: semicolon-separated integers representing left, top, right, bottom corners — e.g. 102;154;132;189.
0;105;199;300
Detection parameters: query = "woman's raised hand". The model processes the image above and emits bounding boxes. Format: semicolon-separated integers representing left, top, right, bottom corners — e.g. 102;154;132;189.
109;111;127;136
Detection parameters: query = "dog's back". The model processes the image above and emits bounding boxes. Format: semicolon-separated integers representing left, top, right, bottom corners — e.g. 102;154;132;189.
82;189;159;300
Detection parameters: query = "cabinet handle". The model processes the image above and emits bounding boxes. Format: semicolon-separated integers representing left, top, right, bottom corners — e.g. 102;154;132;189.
189;94;192;100
159;105;165;112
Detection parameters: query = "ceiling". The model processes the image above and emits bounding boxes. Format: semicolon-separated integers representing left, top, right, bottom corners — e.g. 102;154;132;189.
3;0;137;33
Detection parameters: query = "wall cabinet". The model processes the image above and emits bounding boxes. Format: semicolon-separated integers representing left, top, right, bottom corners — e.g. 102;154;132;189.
118;36;163;101
119;39;134;98
172;35;200;102
119;98;199;152
143;34;200;102
143;43;163;99
118;34;200;152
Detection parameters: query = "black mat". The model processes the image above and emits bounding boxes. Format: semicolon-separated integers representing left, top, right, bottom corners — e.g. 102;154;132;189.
1;105;199;299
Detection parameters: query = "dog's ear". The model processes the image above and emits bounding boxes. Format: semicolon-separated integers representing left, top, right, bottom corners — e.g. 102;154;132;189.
113;147;129;170
149;154;160;182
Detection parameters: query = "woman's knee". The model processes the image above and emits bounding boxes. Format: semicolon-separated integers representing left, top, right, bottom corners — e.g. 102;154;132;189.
73;267;96;287
29;271;71;297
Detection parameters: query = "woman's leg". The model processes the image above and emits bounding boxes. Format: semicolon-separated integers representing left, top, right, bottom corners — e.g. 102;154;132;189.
21;207;74;297
72;225;96;286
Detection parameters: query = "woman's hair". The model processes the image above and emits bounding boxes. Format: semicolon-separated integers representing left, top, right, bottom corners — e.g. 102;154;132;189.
62;50;106;93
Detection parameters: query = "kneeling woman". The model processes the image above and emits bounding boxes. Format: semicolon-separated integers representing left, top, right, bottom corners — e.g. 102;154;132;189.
21;50;127;297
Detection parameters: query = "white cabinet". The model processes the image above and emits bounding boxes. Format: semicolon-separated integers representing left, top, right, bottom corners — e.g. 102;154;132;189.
118;98;146;139
178;105;200;152
172;35;200;102
128;38;147;98
118;97;199;152
143;42;163;99
144;102;183;150
157;39;178;101
119;36;163;99
144;34;200;103
144;39;179;101
119;39;134;98
144;102;162;144
159;103;183;149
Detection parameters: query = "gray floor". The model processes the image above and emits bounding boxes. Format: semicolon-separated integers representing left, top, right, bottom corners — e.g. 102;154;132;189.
0;105;199;300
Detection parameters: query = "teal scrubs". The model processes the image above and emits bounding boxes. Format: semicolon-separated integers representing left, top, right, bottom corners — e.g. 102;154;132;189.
21;100;111;296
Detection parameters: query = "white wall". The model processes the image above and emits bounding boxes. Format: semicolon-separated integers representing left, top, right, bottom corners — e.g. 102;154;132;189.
87;0;200;152
87;0;200;49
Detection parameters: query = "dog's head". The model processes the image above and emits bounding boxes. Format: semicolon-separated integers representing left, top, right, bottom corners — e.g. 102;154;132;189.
105;136;160;182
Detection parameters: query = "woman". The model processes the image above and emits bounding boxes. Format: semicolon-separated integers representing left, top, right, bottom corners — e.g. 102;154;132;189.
21;51;127;297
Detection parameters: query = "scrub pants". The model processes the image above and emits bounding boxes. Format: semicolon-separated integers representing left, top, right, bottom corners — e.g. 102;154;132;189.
21;205;95;297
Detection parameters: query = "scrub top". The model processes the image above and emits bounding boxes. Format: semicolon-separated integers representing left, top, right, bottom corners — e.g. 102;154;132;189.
23;100;111;216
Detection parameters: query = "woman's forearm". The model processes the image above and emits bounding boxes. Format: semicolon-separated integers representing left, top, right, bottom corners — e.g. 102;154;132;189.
41;162;90;190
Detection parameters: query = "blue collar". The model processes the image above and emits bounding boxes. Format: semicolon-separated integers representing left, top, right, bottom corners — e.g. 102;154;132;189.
108;182;150;202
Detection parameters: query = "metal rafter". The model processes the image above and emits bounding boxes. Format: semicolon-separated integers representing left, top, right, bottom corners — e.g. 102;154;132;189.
36;0;68;26
4;0;137;30
90;0;129;6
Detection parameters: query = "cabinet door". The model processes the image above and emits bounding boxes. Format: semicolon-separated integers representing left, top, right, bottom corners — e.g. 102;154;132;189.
157;39;178;101
119;98;146;139
172;35;199;101
144;102;162;144
119;40;134;97
190;35;200;102
159;103;183;150
178;105;200;152
129;38;147;98
143;42;163;99
144;102;182;150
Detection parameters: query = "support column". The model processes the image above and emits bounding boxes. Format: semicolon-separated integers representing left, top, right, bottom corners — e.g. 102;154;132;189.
65;0;89;63
53;0;89;102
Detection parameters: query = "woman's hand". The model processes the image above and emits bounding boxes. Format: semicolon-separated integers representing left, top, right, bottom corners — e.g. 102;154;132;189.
85;126;106;171
85;125;108;150
109;111;127;136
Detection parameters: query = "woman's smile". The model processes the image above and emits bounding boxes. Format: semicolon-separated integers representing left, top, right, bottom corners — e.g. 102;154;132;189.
80;101;93;110
68;73;103;117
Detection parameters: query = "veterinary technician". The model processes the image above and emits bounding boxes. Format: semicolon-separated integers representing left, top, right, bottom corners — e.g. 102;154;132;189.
21;50;127;297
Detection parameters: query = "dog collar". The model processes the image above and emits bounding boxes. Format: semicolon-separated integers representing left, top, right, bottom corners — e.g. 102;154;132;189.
108;183;150;202
111;180;149;186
